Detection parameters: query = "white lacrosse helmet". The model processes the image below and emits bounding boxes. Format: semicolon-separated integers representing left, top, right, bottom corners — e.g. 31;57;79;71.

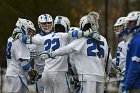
114;17;127;38
79;15;89;31
16;18;36;36
38;14;53;34
79;13;99;31
54;16;70;32
126;11;140;28
114;17;127;27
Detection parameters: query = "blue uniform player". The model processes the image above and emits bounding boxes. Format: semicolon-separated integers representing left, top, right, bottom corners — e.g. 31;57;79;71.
122;11;140;93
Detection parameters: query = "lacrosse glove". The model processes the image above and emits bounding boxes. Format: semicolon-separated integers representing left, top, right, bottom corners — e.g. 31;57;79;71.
87;29;100;41
28;69;38;84
40;50;55;61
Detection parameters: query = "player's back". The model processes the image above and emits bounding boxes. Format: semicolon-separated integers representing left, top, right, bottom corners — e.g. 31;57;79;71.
44;32;69;72
69;35;108;81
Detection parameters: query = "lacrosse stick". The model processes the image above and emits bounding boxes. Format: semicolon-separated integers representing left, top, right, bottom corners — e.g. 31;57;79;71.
111;61;125;77
87;11;100;41
87;11;100;31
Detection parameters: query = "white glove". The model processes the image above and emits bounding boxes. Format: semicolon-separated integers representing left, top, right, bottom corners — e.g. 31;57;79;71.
91;31;100;41
84;28;100;41
68;30;83;38
39;50;55;61
83;28;93;36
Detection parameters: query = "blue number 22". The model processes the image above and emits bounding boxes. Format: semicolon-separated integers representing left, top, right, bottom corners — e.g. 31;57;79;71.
87;39;104;58
44;38;60;51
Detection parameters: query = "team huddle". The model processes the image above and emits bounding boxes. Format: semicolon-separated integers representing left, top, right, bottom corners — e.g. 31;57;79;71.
5;11;140;93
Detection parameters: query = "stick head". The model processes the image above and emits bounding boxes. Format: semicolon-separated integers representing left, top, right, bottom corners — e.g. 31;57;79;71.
87;11;100;31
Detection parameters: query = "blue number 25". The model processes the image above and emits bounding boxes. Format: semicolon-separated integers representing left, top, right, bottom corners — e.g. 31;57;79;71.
87;39;104;58
44;38;60;51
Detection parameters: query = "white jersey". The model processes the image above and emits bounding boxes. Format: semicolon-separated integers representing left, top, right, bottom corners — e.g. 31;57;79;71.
53;35;111;82
26;44;36;52
5;39;30;77
33;34;45;75
6;37;13;67
68;38;77;74
32;32;70;72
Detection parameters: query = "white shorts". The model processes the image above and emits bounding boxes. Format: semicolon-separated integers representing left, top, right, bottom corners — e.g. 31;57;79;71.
6;76;29;93
42;71;70;93
76;81;104;93
35;75;44;93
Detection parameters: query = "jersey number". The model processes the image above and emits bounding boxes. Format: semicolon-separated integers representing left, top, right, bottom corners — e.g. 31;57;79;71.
44;38;60;51
6;42;12;59
116;47;122;66
87;39;104;58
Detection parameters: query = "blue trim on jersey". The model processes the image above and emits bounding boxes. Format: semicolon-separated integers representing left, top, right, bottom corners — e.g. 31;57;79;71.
30;37;32;44
18;75;29;91
35;82;39;93
65;73;71;93
6;41;12;59
22;34;27;44
22;63;31;71
76;82;83;93
125;28;140;89
76;84;81;93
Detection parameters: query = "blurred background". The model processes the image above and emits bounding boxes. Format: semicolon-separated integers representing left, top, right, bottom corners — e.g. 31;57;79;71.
0;0;140;92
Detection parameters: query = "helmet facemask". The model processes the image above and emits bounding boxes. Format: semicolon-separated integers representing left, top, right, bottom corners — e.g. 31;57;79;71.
16;18;36;37
27;27;36;37
55;24;65;32
114;25;124;38
38;14;53;35
114;17;128;39
126;11;140;30
39;22;53;32
82;23;91;31
54;16;70;33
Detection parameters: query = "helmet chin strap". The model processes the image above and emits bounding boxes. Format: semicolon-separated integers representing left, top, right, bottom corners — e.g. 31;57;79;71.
40;29;51;36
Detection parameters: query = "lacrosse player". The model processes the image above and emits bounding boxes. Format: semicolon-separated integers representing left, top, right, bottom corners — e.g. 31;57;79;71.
33;14;53;93
19;14;100;93
41;16;72;93
5;18;37;93
113;17;128;93
20;16;71;93
40;12;112;93
122;11;140;93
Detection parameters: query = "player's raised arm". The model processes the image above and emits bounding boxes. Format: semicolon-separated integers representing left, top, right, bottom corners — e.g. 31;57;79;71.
68;14;100;41
40;37;86;60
